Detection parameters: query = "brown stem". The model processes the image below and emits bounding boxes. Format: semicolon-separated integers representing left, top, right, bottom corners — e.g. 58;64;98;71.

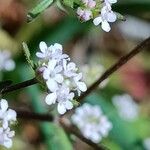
1;78;38;95
78;37;150;102
16;109;53;121
59;118;108;150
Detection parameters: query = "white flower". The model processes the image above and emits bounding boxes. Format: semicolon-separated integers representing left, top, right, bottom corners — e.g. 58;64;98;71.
77;8;93;21
82;0;96;8
72;103;112;143
74;73;87;95
112;94;139;121
0;99;17;148
43;60;63;92
93;0;117;32
143;138;150;150
45;85;74;114
36;42;87;114
63;60;78;77
36;42;68;61
0;127;15;148
0;50;15;71
0;99;16;129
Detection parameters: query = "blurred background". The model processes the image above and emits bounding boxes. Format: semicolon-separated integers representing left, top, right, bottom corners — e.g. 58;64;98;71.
0;0;150;149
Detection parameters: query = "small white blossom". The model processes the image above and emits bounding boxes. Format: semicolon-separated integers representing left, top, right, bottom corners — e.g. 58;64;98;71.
77;8;93;21
0;99;17;148
0;127;15;148
143;138;150;150
93;1;117;32
0;50;15;71
72;103;112;143
36;42;87;114
82;0;96;8
112;94;139;121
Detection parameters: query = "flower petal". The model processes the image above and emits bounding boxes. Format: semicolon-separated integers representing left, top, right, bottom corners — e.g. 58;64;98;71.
54;43;63;51
45;93;57;105
57;103;66;114
101;20;111;32
65;101;73;110
54;74;64;83
39;41;47;53
77;82;87;92
93;16;102;26
0;99;8;112
46;79;58;92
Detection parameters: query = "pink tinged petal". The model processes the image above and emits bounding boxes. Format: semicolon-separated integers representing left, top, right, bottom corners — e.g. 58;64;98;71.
88;0;96;8
0;99;8;112
54;74;64;83
45;93;57;105
39;41;47;53
43;69;50;80
57;103;66;114
107;12;117;22
93;16;102;26
65;101;73;110
101;20;111;32
54;43;63;51
46;79;58;92
77;82;87;92
77;8;84;17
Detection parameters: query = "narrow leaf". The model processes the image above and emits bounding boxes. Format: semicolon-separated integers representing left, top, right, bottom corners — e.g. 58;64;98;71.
22;42;35;70
27;0;54;22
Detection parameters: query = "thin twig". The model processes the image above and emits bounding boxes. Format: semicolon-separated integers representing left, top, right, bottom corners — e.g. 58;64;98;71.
16;109;53;122
78;37;150;102
1;78;38;95
59;118;107;150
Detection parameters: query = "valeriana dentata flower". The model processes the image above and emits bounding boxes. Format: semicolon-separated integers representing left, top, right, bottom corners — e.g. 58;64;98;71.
0;50;15;71
36;41;87;114
112;94;139;121
72;103;112;143
93;0;117;32
0;99;17;148
77;0;96;21
143;138;150;150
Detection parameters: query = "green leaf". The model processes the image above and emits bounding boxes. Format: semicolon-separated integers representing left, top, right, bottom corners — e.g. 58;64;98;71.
27;0;54;22
62;0;74;8
22;42;35;70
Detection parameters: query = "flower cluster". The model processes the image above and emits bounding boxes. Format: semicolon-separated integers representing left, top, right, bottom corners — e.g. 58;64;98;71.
0;99;17;148
71;103;112;143
36;42;87;114
0;50;15;72
112;94;139;121
77;0;117;32
77;0;96;21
